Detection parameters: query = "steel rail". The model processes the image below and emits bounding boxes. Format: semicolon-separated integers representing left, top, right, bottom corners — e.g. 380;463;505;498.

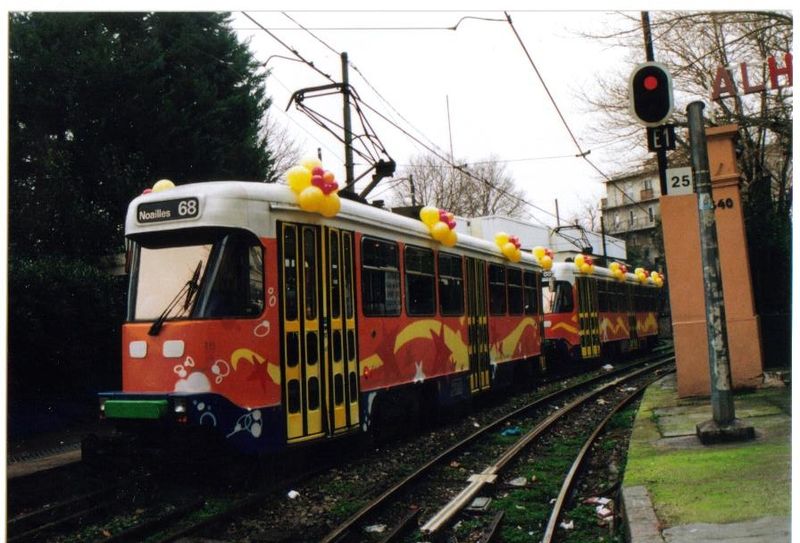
540;368;675;542
320;351;673;543
420;358;674;534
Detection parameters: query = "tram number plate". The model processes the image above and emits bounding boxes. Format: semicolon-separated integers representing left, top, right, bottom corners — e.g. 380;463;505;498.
138;197;200;224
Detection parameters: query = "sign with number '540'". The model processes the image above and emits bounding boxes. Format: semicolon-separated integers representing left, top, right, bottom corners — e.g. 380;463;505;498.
666;166;694;196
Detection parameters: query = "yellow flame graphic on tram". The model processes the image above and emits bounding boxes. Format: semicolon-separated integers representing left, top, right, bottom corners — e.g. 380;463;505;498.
491;317;538;360
231;348;281;384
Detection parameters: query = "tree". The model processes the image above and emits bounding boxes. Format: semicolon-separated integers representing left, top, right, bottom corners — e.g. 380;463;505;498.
390;153;528;218
7;12;275;424
582;11;791;366
261;108;303;183
9;12;273;260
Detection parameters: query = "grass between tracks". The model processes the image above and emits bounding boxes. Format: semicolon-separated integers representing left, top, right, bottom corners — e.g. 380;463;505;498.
624;381;791;525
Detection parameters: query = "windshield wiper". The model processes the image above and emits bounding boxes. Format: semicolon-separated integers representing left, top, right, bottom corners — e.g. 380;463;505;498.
148;260;203;336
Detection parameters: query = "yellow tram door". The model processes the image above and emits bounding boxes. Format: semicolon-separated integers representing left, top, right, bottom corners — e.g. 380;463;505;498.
466;257;491;392
627;284;639;350
577;276;602;359
323;227;360;434
280;223;324;442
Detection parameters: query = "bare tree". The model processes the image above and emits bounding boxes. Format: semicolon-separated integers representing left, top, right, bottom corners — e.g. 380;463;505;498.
260;109;303;183
565;195;602;232
389;153;527;218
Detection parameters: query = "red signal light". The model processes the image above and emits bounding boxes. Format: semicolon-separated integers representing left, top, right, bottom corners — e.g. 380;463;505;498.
629;62;673;126
644;75;658;90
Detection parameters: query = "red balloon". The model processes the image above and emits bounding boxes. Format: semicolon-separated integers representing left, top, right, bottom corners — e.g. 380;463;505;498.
311;175;324;188
142;188;152;194
439;209;448;220
447;220;456;230
312;166;325;176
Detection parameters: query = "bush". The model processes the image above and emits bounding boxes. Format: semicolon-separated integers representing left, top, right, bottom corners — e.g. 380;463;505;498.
7;256;125;402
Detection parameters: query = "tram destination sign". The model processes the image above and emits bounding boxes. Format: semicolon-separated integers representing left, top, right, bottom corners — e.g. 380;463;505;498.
137;197;199;224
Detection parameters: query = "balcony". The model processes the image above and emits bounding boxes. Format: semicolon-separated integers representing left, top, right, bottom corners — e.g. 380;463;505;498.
640;188;654;200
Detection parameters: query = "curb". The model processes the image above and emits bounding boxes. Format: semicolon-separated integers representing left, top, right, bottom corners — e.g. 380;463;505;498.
622;485;663;543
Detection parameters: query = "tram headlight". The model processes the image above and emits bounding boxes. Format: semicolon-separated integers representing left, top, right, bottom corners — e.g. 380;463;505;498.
173;398;188;414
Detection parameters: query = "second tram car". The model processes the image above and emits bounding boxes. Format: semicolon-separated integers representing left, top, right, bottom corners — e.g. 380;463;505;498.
542;261;661;361
98;181;547;454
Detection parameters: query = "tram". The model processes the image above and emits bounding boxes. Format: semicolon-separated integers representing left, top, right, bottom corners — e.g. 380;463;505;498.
98;180;547;454
542;261;662;362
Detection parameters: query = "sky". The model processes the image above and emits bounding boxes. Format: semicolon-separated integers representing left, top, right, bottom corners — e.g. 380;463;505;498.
230;10;639;227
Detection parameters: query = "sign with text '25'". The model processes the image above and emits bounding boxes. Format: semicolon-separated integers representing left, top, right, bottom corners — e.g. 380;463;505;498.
666;167;693;196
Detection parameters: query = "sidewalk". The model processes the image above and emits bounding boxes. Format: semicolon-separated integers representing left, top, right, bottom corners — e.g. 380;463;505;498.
622;373;791;543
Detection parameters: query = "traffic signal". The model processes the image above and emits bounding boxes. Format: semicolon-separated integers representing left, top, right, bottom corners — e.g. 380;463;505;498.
629;62;673;127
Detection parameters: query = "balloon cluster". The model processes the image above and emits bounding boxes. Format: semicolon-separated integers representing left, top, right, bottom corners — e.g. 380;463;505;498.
574;254;595;274
531;246;554;270
609;262;628;281
495;232;522;262
142;179;175;194
634;267;649;284
651;271;665;287
286;158;341;217
419;206;458;247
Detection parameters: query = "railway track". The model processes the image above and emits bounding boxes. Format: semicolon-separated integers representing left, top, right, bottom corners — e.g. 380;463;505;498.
314;353;673;542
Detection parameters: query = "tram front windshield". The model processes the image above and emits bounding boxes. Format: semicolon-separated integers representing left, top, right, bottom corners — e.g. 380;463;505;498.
542;281;574;314
128;229;264;322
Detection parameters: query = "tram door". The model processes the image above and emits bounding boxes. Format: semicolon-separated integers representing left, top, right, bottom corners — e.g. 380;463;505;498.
576;276;601;359
279;223;360;443
627;284;639;350
465;257;491;392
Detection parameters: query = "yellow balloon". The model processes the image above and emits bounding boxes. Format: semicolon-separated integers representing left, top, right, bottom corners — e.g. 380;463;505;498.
431;221;450;241
286;166;312;193
532;246;546;260
574;254;585;267
319;193;341;217
609;262;620;272
540;255;553;270
419;206;440;227
442;229;458;247
495;232;510;247
580;263;592;274
298;186;324;212
501;242;516;259
152;179;175;192
300;157;322;172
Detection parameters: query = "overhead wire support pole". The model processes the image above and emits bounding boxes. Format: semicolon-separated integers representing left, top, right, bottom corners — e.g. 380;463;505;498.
687;101;754;444
341;52;356;194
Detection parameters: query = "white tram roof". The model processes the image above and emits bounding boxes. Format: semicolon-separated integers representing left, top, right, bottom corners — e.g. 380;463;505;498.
547;261;658;287
126;181;544;268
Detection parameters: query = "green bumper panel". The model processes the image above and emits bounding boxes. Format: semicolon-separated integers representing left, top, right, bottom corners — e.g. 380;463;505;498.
104;400;169;420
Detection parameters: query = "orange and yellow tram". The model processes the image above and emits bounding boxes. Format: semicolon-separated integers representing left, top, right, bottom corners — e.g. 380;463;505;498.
99;181;547;454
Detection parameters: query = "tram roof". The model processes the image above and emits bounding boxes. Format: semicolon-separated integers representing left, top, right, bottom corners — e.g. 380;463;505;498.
547;261;660;287
126;181;543;267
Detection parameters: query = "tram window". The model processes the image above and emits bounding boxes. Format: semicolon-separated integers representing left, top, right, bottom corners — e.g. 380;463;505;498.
302;228;318;321
342;234;355;319
283;226;298;321
489;264;507;315
361;237;401;316
438;252;464;316
201;232;264;318
551;281;574;313
598;281;608;312
507;268;523;315
524;271;538;315
405;246;435;316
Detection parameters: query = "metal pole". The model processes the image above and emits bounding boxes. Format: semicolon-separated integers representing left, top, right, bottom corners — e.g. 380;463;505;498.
641;11;669;196
600;215;608;267
410;174;416;207
341;52;355;191
687;101;736;425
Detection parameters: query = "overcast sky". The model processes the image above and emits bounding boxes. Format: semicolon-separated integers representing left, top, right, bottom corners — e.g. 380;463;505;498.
231;10;641;226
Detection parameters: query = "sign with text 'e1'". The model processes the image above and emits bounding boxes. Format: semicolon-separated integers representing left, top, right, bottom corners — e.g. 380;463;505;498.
666;167;694;196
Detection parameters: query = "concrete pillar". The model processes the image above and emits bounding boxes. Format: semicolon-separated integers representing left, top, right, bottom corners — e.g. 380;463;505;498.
660;124;763;397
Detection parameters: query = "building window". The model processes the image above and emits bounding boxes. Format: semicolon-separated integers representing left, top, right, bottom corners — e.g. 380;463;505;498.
629;210;635;226
644;178;653;191
648;207;654;223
